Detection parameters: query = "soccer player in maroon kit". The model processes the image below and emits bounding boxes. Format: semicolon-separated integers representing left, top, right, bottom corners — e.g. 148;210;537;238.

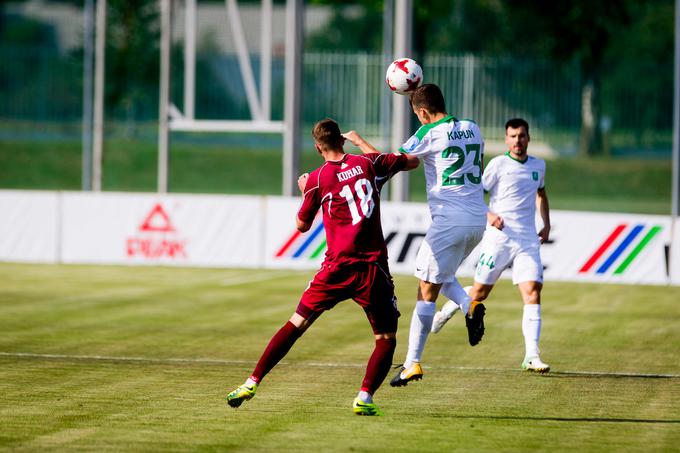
226;118;419;416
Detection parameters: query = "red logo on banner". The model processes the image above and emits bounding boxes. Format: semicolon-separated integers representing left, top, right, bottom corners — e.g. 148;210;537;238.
139;203;175;232
126;203;187;259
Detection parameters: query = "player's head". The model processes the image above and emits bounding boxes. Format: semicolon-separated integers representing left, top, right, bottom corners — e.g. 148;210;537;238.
505;118;530;157
409;84;446;124
312;118;345;153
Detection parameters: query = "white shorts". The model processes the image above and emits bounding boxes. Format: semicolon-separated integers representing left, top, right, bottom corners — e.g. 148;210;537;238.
414;221;485;284
474;227;543;285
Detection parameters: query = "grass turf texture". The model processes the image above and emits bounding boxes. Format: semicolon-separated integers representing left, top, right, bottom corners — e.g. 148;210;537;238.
1;263;679;451
0;139;672;214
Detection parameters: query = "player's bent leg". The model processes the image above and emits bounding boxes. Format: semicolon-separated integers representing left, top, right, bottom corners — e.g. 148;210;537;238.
432;280;466;334
465;300;486;346
431;299;459;333
226;382;258;408
227;312;314;409
464;282;493;346
389;362;424;387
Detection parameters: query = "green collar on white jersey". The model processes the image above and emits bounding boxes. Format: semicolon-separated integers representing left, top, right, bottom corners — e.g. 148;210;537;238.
414;115;457;140
505;151;529;164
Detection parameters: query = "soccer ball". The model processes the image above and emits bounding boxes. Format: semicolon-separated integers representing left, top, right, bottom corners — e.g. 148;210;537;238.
385;58;423;95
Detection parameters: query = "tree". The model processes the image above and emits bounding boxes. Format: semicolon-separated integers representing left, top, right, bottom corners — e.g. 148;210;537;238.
500;0;631;155
106;0;161;122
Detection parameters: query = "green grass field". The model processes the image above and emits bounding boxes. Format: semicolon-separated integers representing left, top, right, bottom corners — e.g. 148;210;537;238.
0;139;672;214
1;263;679;451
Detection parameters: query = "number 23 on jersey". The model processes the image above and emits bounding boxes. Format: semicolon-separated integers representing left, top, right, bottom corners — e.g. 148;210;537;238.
442;143;482;186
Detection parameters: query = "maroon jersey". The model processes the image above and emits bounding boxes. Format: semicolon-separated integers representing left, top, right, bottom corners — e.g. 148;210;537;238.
297;152;408;265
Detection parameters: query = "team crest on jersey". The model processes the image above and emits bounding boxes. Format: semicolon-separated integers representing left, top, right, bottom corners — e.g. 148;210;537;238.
532;171;538;181
403;135;420;152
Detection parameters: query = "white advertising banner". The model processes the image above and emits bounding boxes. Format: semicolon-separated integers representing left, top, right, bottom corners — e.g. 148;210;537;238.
262;197;674;286
264;197;319;270
262;197;432;273
0;190;677;285
536;211;671;285
61;192;264;267
669;220;680;285
0;190;59;263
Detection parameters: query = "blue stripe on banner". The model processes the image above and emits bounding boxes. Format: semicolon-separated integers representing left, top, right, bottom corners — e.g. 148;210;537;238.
292;221;325;258
596;224;644;274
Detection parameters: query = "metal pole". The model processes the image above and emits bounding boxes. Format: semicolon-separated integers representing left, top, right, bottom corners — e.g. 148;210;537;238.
225;0;263;120
282;0;302;196
390;0;412;202
381;0;393;142
158;0;172;193
184;0;196;119
260;0;272;120
670;0;680;281
92;0;106;192
82;0;94;191
673;0;680;219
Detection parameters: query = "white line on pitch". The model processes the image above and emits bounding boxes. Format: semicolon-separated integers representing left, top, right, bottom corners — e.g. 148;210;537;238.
1;352;679;379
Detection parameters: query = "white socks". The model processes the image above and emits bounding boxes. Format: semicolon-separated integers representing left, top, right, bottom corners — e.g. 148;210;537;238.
522;304;541;358
440;280;471;315
357;390;372;403
404;300;436;368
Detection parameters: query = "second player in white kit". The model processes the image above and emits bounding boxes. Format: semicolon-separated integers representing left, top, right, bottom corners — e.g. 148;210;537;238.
432;118;552;373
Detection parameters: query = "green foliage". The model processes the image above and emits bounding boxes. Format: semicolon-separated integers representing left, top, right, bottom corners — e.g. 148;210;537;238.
306;2;384;52
602;1;675;131
0;139;672;214
0;264;679;450
0;8;58;50
105;0;160;119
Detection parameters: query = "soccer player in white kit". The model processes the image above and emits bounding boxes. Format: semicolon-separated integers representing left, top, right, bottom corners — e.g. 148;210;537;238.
432;118;552;373
389;84;488;387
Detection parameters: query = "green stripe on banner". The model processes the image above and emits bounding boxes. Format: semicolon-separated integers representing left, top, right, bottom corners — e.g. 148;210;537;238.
613;226;662;274
309;239;327;259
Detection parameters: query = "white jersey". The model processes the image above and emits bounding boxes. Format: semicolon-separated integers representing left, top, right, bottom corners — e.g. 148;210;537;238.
400;116;487;226
483;153;546;238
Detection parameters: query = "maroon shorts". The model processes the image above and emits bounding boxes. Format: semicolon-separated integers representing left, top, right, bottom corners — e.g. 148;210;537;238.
296;261;400;334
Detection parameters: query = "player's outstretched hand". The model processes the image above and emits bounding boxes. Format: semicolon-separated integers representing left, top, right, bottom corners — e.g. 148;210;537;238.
298;173;309;193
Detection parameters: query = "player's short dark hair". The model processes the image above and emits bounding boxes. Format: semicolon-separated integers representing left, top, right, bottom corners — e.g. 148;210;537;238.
410;84;446;114
505;118;530;134
312;118;343;150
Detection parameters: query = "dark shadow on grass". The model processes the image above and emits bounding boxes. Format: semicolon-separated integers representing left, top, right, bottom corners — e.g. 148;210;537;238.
429;414;680;424
541;370;679;379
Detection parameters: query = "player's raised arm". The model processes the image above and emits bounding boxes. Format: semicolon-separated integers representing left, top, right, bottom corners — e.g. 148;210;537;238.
400;151;420;170
296;172;315;233
342;130;379;154
342;130;419;170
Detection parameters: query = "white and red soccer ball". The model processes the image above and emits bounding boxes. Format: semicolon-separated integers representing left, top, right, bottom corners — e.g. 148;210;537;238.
385;58;423;95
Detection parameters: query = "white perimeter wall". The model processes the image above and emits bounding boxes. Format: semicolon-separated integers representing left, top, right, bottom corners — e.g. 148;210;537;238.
1;190;679;286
